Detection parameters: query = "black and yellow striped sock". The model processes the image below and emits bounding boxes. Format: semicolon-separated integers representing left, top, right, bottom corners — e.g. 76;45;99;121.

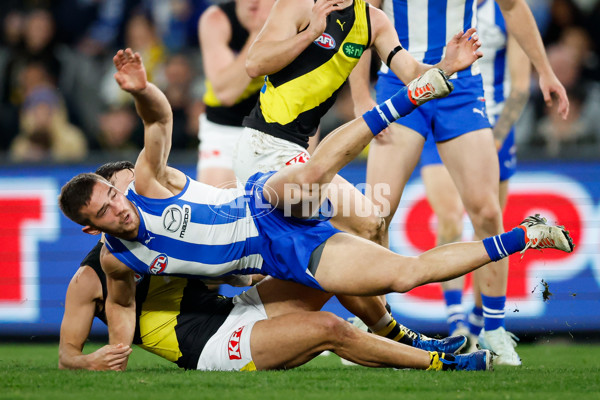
427;352;443;371
374;318;414;346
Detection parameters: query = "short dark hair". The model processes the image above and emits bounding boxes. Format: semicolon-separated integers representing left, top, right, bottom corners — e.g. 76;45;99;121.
59;173;106;226
95;161;135;180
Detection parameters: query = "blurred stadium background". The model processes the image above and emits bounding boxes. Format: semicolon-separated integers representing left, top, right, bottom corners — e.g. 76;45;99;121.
1;0;599;341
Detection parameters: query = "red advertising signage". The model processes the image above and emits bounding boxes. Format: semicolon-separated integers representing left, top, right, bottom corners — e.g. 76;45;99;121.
0;179;58;322
387;173;595;320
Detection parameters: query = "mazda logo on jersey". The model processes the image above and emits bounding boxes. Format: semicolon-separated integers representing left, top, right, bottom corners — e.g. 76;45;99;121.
163;206;183;232
149;253;168;274
314;33;336;49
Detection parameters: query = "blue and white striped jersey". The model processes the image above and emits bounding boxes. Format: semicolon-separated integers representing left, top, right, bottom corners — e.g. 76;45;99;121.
104;177;265;278
379;0;480;79
477;0;509;124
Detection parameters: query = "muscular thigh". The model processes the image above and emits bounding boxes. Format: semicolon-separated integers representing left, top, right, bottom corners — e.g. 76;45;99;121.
436;128;500;211
366;123;425;224
256;277;332;318
421;163;463;218
327;175;383;239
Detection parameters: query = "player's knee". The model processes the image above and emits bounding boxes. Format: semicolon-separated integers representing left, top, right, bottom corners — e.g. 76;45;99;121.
316;312;356;347
437;213;463;243
352;214;387;244
464;197;502;232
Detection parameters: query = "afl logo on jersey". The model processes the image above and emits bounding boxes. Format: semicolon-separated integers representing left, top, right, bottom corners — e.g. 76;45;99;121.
163;206;183;232
314;33;336;49
149;253;168;274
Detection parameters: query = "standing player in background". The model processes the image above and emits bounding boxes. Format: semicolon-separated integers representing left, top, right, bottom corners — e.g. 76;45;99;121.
417;0;531;350
351;0;567;366
239;0;483;353
196;0;273;187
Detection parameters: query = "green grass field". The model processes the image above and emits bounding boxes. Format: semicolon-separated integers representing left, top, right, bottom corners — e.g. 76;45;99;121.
1;341;599;400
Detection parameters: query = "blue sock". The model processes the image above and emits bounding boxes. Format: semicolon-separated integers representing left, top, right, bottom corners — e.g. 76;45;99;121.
481;295;505;331
443;290;466;334
362;86;417;135
482;227;526;262
468;306;484;336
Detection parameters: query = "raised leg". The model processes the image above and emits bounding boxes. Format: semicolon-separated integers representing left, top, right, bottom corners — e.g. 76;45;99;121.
313;233;491;296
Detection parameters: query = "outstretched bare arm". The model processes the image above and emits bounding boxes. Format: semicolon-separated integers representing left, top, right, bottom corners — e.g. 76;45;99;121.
113;49;173;181
59;265;132;370
496;0;569;119
101;247;137;371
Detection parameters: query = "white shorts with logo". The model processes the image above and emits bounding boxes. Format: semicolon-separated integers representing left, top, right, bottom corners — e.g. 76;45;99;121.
197;114;245;172
196;285;267;371
233;127;310;184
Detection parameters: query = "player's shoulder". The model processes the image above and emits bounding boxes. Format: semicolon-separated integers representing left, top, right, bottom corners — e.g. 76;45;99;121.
199;4;233;38
100;244;128;275
367;3;393;32
200;4;229;25
67;266;103;302
274;0;313;19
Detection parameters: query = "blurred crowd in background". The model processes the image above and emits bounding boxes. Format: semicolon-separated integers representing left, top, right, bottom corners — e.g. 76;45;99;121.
0;0;599;164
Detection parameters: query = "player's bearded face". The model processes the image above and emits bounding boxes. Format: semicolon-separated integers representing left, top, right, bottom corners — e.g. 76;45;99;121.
83;181;139;238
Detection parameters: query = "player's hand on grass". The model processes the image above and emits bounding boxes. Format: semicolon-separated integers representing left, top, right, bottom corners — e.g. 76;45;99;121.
91;343;132;371
113;48;148;93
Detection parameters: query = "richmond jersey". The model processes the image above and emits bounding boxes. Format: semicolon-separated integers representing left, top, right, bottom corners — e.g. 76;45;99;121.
83;240;234;369
243;0;371;148
477;0;509;123
379;0;480;79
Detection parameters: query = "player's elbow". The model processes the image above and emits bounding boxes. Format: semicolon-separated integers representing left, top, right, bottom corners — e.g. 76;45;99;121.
160;108;174;125
245;59;262;79
245;49;268;79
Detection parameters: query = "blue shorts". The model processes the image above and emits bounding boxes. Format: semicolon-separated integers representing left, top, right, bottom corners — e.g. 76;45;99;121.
246;172;341;290
498;128;516;181
419;122;516;182
376;74;491;142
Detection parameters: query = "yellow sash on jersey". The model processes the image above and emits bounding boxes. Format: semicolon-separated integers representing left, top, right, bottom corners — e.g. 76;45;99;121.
137;276;186;362
203;76;265;107
259;0;369;125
